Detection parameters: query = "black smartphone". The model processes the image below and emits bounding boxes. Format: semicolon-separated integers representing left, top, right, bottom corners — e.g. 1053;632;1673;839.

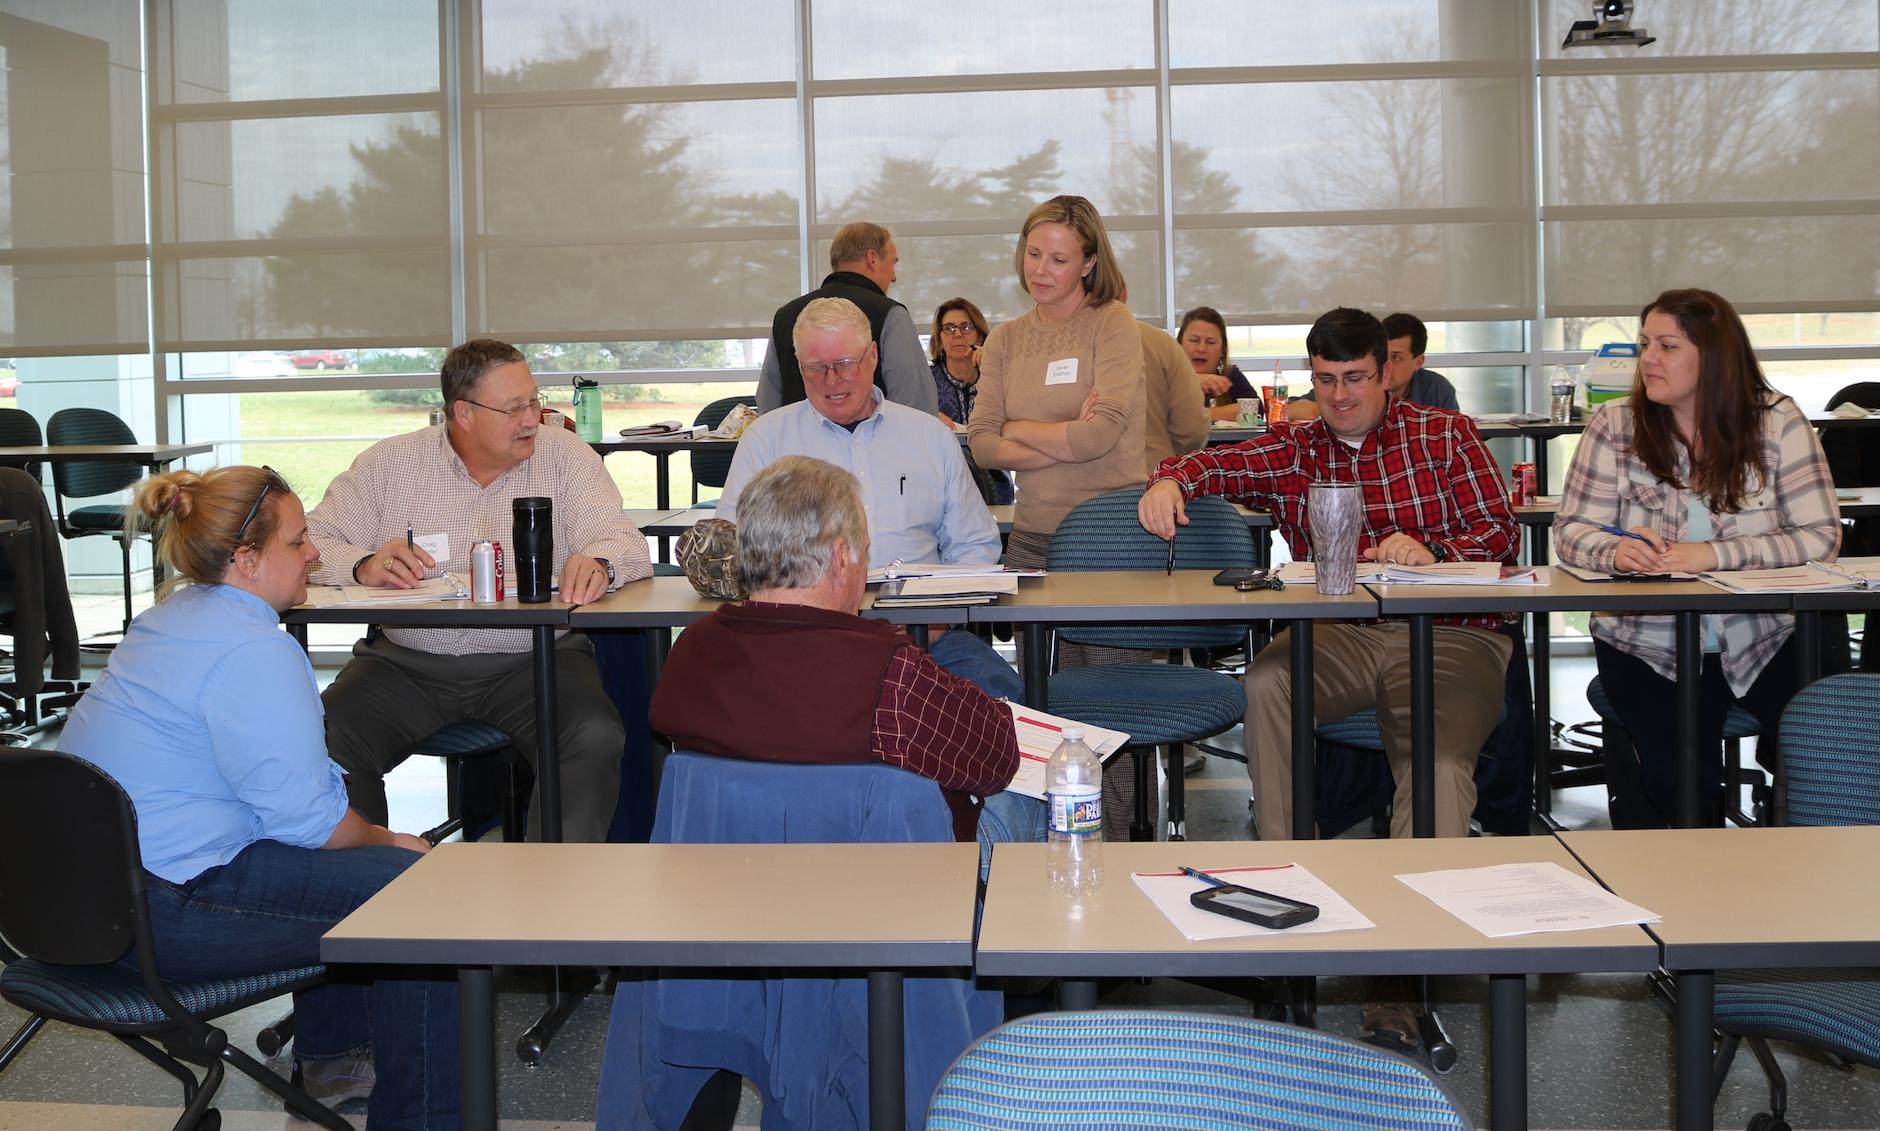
1190;883;1320;929
1212;567;1265;587
1610;571;1672;581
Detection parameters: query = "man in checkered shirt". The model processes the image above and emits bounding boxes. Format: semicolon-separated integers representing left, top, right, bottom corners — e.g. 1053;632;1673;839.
307;339;651;843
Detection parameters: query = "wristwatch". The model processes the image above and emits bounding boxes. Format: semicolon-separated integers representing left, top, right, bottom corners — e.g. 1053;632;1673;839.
600;559;616;587
1428;541;1450;563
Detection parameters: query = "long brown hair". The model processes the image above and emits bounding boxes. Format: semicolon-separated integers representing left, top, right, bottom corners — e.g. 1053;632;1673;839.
1629;288;1774;513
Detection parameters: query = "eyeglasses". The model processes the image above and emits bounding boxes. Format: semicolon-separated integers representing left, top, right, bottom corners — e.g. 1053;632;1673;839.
939;322;978;337
1309;372;1380;391
232;465;285;557
801;357;866;381
461;392;546;418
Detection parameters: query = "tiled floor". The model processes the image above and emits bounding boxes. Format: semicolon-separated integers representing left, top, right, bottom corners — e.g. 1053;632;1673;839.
5;613;1877;1130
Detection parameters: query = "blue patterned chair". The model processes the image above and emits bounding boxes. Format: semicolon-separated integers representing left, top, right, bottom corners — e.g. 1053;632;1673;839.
926;1009;1470;1130
0;748;349;1130
1709;673;1880;1131
1046;488;1255;841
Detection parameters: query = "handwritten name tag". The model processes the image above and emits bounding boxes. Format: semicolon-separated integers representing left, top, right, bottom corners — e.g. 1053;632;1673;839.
1044;357;1079;386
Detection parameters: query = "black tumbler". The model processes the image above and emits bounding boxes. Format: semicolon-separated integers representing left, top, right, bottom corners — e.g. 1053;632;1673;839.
512;496;554;603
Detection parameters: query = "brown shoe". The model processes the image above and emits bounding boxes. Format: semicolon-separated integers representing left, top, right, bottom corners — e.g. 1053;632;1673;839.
1359;1000;1420;1055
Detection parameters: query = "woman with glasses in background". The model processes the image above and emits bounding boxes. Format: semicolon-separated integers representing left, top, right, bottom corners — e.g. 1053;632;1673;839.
929;296;1014;505
59;465;459;1130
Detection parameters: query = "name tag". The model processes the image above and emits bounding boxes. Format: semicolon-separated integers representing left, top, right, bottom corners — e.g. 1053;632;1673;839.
415;532;450;561
1044;357;1080;386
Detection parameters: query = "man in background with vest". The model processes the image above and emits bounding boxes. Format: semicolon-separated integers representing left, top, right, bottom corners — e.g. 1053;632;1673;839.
755;221;938;415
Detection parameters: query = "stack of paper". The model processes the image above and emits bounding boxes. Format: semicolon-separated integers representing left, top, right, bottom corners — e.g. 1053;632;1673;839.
1557;564;1698;583
617;421;706;438
1396;862;1658;938
1002;704;1129;800
1131;863;1376;941
871;574;1019;607
302;574;469;609
1472;412;1550;425
1699;563;1871;594
1276;561;1542;586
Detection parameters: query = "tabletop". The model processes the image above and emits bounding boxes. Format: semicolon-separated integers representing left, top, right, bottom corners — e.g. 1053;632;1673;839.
975;838;1657;979
282;595;574;626
0;442;213;461
1363;570;1794;617
323;841;981;968
968;570;1379;624
1559;826;1880;969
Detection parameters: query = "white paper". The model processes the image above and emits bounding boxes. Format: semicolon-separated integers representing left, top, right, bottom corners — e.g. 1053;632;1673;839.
1698;563;1867;594
1274;561;1541;586
867;562;1043;584
1001;704;1129;800
413;532;449;561
1395;861;1659;938
1556;564;1698;582
302;573;469;608
1131;863;1376;941
892;574;1019;598
1044;357;1080;385
1471;412;1551;425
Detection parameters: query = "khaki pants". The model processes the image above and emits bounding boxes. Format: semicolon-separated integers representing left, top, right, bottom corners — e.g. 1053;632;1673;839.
1246;621;1511;840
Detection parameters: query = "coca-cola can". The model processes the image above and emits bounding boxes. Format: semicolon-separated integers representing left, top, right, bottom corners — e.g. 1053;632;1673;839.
1510;462;1537;507
471;540;500;604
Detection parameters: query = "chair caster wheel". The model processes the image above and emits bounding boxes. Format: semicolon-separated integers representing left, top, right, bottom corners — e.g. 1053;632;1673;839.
201;1110;222;1131
1747;1114;1789;1131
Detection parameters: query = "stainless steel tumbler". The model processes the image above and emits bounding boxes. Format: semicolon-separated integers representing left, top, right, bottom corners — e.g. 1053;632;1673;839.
1307;482;1362;595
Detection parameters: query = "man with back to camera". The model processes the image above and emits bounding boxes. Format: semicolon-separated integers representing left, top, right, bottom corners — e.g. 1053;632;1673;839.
307;338;652;843
1138;307;1516;1051
1286;311;1460;421
720;297;1017;699
756;221;939;415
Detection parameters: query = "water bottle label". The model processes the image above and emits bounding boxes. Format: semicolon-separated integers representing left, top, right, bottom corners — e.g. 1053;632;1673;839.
1047;787;1102;836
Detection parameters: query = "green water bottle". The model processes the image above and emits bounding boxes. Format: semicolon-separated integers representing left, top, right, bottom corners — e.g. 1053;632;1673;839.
573;376;602;442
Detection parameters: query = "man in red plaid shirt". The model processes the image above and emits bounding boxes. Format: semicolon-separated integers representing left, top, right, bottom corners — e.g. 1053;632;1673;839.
1140;307;1516;843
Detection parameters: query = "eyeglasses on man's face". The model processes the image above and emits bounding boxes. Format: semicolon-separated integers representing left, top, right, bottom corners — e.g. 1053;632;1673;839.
939;322;977;337
461;392;546;418
801;357;867;381
1308;371;1380;391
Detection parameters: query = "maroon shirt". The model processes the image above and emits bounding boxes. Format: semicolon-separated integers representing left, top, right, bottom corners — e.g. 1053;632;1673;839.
650;601;1019;840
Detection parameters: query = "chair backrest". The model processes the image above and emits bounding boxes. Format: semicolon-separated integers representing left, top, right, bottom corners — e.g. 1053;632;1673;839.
654;749;954;845
927;1009;1470;1131
1048;486;1254;650
0;748;144;966
1781;673;1880;826
0;408;44;486
46;407;143;500
690;395;756;495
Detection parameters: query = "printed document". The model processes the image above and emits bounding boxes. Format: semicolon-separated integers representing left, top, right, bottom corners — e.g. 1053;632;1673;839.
1002;704;1128;800
302;574;470;609
1698;563;1869;594
1396;862;1659;938
1132;863;1376;941
1277;561;1541;586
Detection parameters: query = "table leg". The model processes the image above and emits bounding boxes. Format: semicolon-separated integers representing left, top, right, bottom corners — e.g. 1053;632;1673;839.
906;624;930;648
289;623;309;651
1023;623;1049;709
1532;436;1550;497
1410;614;1435;839
654;452;672;512
1675;611;1703;828
1676;969;1715;1131
459;966;498;1131
1058;979;1098;1010
1489;973;1528;1131
1532;609;1553;819
532;624;563;843
1289;619;1316;840
867;969;906;1131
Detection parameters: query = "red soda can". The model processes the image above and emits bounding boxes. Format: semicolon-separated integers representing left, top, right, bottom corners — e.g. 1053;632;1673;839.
1510;462;1536;507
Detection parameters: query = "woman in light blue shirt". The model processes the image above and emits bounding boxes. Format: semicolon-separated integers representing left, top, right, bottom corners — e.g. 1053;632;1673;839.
60;465;458;1130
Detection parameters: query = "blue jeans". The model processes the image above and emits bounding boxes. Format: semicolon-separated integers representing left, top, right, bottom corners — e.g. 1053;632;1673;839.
133;839;460;1131
925;629;1046;876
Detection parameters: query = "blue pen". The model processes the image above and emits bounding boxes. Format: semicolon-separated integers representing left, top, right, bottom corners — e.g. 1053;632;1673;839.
1179;865;1231;889
1598;523;1655;545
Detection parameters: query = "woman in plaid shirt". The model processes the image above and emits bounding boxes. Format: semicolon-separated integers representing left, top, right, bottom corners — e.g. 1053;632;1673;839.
1553;288;1841;827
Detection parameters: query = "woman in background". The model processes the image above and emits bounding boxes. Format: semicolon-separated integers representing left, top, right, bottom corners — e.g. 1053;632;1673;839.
929;296;1013;504
1179;305;1257;422
1553;288;1840;827
59;465;458;1130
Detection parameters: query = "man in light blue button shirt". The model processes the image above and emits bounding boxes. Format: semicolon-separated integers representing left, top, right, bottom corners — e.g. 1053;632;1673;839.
719;297;1001;571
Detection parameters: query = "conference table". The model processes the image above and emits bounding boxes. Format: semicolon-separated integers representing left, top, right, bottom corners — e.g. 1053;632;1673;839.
1560;826;1880;1131
323;840;982;1131
0;440;212;473
978;837;1658;1131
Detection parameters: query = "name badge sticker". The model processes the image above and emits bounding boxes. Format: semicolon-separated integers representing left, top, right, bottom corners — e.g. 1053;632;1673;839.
1044;357;1080;386
415;532;450;562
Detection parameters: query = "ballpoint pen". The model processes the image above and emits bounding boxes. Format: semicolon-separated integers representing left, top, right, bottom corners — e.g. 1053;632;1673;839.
1598;523;1654;544
1166;527;1176;575
1179;865;1230;889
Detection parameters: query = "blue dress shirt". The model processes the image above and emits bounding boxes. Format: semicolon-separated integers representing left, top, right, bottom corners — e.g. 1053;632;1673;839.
717;391;1002;569
61;583;349;883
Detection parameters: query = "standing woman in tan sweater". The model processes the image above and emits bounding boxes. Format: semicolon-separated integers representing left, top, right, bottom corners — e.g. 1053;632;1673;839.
968;194;1145;581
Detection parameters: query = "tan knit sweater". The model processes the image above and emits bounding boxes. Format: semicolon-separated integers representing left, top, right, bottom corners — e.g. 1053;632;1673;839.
967;299;1145;535
1138;321;1209;475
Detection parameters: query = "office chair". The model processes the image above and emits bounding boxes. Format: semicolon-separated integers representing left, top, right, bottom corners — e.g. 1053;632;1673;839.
926;1009;1470;1130
1819;382;1880;671
598;751;1001;1131
1583;675;1766;828
0;748;349;1130
688;395;754;505
0;468;84;733
45;407;148;635
0;408;44;483
1046;487;1256;841
1707;673;1880;1131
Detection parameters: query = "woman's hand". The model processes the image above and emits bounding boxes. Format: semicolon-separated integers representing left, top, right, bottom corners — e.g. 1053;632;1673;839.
1079;389;1101;423
1659;541;1718;574
1198;372;1231;398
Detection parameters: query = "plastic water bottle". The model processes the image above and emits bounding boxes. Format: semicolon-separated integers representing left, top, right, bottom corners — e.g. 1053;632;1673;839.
1045;728;1104;896
573;376;603;442
1550;372;1574;424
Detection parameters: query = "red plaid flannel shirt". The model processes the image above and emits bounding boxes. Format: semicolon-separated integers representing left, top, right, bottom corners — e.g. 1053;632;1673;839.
875;643;1020;800
1149;400;1519;630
